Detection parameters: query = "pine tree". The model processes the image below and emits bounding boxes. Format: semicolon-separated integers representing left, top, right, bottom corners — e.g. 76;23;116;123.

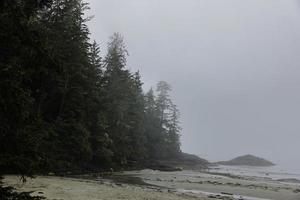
102;33;148;167
0;1;183;178
144;88;163;159
166;103;181;157
126;71;147;163
156;81;172;130
87;40;113;169
149;81;181;159
0;0;53;176
35;0;94;171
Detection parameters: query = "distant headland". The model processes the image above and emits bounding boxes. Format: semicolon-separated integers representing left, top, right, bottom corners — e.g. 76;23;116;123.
216;154;275;167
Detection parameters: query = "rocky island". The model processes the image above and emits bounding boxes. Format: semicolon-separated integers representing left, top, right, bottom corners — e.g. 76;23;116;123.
216;154;275;166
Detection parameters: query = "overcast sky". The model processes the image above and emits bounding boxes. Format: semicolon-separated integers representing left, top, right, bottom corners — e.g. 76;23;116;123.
86;0;300;168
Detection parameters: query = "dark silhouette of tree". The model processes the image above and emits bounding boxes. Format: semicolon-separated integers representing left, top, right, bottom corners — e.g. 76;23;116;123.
0;1;183;182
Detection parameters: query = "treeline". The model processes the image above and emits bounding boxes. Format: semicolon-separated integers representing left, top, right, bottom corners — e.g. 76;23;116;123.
0;0;181;176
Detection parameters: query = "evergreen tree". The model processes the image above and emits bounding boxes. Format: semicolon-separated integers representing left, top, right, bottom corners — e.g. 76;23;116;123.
0;0;53;176
126;71;147;163
144;81;181;159
87;40;113;169
102;33;147;167
0;1;183;180
144;88;162;159
35;0;94;171
156;81;172;131
165;103;181;157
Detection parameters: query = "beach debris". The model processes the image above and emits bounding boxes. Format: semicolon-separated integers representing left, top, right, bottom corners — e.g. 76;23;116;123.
293;188;300;193
221;192;233;195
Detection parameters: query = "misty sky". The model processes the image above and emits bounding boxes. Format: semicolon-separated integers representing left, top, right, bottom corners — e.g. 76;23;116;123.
86;0;300;168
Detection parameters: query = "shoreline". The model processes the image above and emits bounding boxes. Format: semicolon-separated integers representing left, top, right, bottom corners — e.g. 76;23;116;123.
120;169;300;200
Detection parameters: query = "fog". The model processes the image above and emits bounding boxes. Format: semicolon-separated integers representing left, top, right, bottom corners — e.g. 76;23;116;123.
86;0;300;168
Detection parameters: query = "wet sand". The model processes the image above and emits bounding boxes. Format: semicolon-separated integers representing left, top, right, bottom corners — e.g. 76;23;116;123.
121;169;300;200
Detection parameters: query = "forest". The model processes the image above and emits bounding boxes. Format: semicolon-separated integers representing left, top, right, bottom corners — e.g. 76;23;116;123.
0;0;182;178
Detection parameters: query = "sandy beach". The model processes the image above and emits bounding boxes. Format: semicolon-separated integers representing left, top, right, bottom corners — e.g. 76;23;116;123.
3;175;204;200
3;168;300;200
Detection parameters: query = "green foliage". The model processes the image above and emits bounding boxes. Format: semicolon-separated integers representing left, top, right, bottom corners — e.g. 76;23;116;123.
0;0;182;178
102;34;147;166
144;82;181;159
0;0;53;177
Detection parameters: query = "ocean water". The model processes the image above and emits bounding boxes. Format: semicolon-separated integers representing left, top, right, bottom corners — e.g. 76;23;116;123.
209;164;300;181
